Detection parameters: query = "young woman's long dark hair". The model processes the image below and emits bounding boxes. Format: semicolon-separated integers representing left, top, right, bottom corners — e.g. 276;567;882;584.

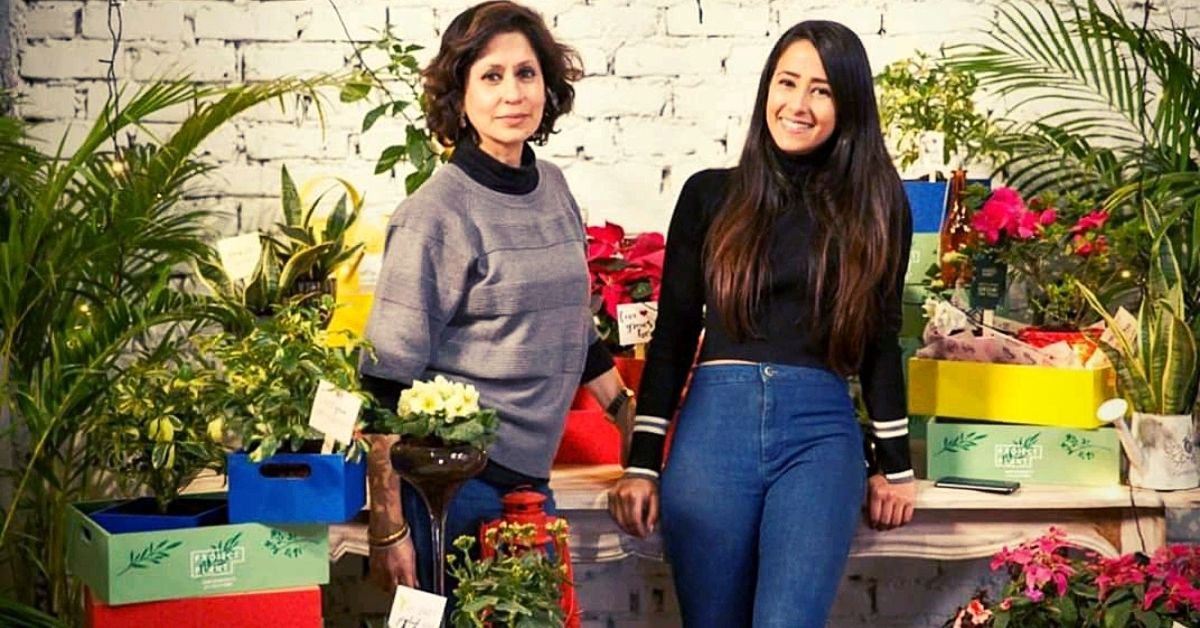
704;20;906;375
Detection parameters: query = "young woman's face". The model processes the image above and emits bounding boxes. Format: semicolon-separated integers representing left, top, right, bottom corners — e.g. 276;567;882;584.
765;39;837;155
462;31;546;166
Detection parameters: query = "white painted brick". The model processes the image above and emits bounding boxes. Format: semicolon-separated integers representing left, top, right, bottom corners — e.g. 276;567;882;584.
18;83;83;119
562;160;671;234
298;4;407;43
571;42;611;77
242;43;349;80
571;76;670;118
776;5;885;36
193;2;301;42
19;39;121;79
617;116;725;159
24;118;89;155
613;41;727;77
863;33;951;74
128;42;238;82
542;116;618;160
886;1;994;35
243;123;350;160
21;2;81;39
554;5;660;41
665;1;770;37
208;162;278;197
385;7;440;43
724;41;773;78
672;75;758;119
197;123;244;160
80;2;193;42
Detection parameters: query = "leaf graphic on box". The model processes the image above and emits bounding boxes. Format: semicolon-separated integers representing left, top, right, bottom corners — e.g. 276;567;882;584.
1058;434;1110;460
264;528;318;558
935;432;987;456
1014;433;1041;450
117;539;183;576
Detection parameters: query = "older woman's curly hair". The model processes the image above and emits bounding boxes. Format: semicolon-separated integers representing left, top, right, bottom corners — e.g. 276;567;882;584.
422;1;583;147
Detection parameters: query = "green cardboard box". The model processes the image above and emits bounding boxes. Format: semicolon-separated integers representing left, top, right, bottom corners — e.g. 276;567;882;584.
926;418;1121;487
67;498;329;605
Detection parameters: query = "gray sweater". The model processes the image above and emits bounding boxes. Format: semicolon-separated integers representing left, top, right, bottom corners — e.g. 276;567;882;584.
361;160;595;478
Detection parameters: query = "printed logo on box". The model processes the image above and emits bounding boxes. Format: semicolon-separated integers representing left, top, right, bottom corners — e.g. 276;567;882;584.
994;443;1043;469
190;533;246;579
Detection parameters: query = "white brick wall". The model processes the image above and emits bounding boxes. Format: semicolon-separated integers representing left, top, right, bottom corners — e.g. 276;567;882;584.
7;2;1200;621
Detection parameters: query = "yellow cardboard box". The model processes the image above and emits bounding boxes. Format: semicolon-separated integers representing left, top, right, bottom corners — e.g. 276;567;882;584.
907;358;1115;428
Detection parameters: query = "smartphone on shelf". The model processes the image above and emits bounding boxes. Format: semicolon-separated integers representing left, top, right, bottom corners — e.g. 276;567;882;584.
933;476;1021;495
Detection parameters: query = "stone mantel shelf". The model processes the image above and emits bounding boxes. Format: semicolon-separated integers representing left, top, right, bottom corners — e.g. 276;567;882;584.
186;465;1198;565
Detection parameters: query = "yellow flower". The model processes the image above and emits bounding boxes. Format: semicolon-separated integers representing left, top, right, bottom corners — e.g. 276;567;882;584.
398;388;414;415
432;375;456;400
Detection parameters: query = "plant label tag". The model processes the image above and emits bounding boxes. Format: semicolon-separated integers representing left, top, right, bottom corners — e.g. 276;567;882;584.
216;233;262;283
308;380;361;445
387;585;447;628
617;301;658;347
358;253;383;287
917;129;946;172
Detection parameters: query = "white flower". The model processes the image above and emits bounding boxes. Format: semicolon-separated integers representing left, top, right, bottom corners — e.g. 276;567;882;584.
398;388;414;415
412;388;444;414
432;375;456;400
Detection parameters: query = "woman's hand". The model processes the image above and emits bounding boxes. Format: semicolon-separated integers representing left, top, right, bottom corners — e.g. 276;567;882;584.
866;473;916;530
368;535;419;593
608;476;660;538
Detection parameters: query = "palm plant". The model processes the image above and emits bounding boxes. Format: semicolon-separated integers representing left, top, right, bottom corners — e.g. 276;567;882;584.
0;77;326;619
947;0;1200;313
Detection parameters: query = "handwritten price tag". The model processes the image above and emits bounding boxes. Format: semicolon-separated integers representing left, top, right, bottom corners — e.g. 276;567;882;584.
616;301;658;347
388;585;447;628
215;233;262;283
307;380;362;446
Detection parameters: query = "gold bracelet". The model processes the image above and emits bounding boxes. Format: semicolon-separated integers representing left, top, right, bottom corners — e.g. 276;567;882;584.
368;522;410;548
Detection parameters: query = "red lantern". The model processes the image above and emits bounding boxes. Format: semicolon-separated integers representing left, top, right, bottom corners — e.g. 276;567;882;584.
478;490;579;627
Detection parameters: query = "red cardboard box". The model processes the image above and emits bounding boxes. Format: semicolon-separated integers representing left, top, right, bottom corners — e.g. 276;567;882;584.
86;586;321;627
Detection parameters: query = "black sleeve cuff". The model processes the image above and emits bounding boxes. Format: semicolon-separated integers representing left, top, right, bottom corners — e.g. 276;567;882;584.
582;339;615;383
625;430;666;475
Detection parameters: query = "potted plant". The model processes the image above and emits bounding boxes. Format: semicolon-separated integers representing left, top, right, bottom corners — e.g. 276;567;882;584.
198;165;364;320
384;375;499;594
207;301;374;523
956;185;1132;346
946;526;1200;627
874;50;1003;173
586;221;664;361
1079;207;1199;490
447;520;570;628
88;347;229;532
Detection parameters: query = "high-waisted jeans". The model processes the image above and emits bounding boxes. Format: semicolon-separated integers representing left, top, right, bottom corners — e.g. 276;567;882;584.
660;363;866;628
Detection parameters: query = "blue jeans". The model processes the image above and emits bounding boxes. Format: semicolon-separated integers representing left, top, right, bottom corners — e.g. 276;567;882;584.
402;477;557;611
660;363;866;628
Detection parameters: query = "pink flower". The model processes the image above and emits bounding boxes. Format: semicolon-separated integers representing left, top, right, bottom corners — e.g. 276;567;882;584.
1012;209;1043;240
972;187;1026;245
1074;234;1109;257
1039;208;1057;225
965;599;993;623
1070;210;1109;234
999;597;1013;611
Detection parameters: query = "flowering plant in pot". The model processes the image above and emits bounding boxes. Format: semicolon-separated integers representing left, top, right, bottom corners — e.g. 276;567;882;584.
946;527;1200;627
205;300;372;462
962;186;1128;331
89;345;230;530
447;520;570;628
586;222;664;354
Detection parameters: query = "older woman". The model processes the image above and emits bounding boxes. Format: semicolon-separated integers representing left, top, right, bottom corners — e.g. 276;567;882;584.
359;0;631;598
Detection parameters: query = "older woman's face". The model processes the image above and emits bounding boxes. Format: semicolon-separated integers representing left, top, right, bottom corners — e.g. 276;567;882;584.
462;31;546;166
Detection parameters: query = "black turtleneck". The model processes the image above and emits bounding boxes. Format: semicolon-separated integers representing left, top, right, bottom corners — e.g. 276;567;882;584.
449;138;539;195
625;158;914;478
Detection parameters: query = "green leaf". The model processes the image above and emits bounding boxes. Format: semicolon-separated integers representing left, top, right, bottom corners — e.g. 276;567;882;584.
339;80;371;104
280;164;301;227
374;145;405;174
362;103;389;133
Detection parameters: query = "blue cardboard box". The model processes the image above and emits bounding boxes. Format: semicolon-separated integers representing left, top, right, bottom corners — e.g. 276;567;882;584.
227;452;366;524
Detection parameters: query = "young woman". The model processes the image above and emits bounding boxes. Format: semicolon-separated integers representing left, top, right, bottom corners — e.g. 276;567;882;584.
359;0;632;597
609;21;916;627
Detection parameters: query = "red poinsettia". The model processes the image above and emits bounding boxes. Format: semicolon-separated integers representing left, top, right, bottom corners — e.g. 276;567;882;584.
585;222;664;346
